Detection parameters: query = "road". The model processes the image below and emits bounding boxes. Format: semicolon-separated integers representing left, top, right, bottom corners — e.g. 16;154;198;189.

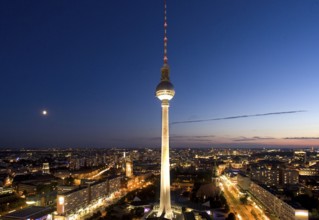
89;166;111;179
220;175;271;220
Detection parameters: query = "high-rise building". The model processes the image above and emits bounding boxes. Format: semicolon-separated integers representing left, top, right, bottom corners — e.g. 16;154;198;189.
250;168;299;186
126;160;133;178
156;0;175;218
42;163;50;174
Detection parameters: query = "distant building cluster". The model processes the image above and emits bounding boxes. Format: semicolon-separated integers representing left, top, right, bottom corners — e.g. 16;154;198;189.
0;148;155;219
0;147;318;220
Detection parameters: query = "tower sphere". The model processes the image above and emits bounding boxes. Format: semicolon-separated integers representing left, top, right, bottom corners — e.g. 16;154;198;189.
156;81;175;101
156;65;175;101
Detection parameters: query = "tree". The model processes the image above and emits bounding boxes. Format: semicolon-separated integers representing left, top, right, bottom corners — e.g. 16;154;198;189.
36;184;52;194
294;194;318;210
121;214;132;220
226;212;236;220
133;207;144;217
239;194;248;204
64;176;74;185
310;208;319;219
224;203;230;213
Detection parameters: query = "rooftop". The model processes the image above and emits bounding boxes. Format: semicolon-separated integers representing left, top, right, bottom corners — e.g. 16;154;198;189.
2;206;54;220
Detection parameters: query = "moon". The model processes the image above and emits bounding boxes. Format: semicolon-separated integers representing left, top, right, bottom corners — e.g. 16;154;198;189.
42;110;48;116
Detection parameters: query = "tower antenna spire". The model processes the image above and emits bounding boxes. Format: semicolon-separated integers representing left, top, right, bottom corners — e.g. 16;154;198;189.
160;0;171;82
163;0;168;65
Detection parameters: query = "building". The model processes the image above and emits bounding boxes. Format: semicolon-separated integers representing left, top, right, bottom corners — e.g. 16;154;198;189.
298;167;319;176
2;206;54;220
57;186;90;216
0;187;14;195
249;181;308;220
42;163;50;174
250;168;299;186
17;182;37;195
89;180;108;203
108;176;122;195
282;169;299;185
237;174;251;191
125;160;133;178
56;177;122;216
250;168;280;186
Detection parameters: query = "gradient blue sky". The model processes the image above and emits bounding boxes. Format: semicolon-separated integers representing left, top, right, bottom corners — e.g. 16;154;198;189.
1;0;319;148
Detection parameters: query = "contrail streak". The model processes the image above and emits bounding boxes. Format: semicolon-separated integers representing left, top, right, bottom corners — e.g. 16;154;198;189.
171;110;306;125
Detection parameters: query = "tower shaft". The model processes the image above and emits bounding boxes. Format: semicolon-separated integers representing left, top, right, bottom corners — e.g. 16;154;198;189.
158;100;173;219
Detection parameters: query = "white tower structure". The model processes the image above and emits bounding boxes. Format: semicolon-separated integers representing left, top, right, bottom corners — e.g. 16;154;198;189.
156;0;175;218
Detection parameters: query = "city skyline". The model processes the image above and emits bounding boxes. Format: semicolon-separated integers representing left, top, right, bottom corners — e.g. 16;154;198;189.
1;0;319;147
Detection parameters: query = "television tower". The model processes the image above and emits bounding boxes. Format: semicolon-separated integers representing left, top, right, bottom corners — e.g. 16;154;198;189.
156;0;175;218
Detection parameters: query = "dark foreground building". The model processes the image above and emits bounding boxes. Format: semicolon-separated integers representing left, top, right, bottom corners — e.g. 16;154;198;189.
2;206;54;220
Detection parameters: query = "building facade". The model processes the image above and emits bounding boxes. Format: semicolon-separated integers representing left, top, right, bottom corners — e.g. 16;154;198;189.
249;181;308;220
250;168;299;186
57;176;122;216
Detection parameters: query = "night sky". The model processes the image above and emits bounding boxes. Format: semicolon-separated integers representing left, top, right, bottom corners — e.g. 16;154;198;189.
1;0;319;148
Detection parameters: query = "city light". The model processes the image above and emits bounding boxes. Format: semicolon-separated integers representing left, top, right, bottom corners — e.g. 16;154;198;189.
58;196;64;205
157;93;174;101
295;210;309;217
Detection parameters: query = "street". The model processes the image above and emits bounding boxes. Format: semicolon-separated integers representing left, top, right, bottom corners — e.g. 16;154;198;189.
220;175;270;220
